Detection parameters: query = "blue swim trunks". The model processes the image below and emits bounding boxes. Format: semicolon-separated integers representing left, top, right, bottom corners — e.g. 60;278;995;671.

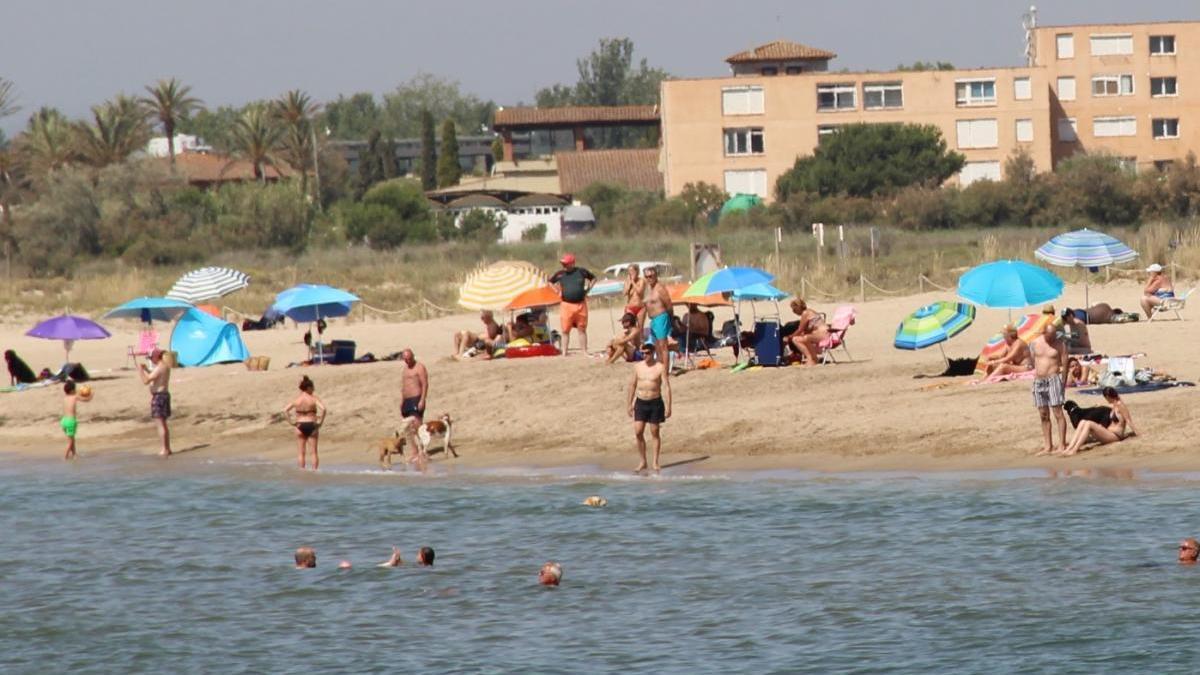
649;313;671;341
1155;289;1175;299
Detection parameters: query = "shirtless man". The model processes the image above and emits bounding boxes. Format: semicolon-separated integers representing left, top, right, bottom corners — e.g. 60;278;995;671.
453;310;503;358
399;349;429;462
643;267;674;366
627;340;672;473
984;325;1032;377
1031;321;1070;456
1141;263;1174;318
135;348;172;457
623;265;647;332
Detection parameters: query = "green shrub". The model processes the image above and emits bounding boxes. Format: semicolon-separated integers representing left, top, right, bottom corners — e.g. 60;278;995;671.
521;223;548;242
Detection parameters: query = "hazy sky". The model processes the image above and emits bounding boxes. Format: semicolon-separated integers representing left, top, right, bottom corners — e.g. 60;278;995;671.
1;0;1193;134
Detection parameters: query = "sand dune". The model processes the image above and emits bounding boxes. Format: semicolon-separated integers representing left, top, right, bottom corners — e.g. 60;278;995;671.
2;279;1196;472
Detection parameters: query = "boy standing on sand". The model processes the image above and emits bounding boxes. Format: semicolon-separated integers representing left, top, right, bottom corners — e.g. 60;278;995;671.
1031;320;1070;455
61;380;87;460
627;340;672;473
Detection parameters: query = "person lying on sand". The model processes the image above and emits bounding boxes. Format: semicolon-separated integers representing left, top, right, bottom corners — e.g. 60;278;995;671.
606;313;640;364
984;325;1032;377
453;310;503;358
1057;386;1138;456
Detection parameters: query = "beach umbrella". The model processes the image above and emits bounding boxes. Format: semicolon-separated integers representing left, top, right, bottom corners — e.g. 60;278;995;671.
272;284;360;322
667;283;731;307
458;260;547;310
683;267;773;364
165;266;250;304
957;260;1063;311
505;285;561;311
894;301;976;363
1034;228;1138;318
26;315;111;362
731;283;789;301
974;312;1054;374
103;297;194;323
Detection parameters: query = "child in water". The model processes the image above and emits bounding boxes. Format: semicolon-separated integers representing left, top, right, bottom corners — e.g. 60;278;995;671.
61;380;89;460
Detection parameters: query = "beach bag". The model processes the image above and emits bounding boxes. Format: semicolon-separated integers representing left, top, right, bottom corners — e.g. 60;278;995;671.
1099;357;1137;388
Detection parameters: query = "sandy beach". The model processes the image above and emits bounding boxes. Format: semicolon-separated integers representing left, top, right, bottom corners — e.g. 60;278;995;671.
2;279;1196;472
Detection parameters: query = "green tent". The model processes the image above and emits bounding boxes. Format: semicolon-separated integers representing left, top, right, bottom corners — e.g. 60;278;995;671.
719;193;764;218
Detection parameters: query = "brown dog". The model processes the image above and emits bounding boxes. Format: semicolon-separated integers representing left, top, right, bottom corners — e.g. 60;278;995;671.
373;431;406;470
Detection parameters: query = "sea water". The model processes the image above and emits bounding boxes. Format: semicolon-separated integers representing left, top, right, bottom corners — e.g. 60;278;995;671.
2;458;1199;674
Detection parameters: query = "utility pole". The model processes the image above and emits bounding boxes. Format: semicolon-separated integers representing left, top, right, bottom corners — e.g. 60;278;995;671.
310;125;323;213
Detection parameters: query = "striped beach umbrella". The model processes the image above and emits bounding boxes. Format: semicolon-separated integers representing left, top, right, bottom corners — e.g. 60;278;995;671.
894;302;976;353
166;267;250;304
974;312;1054;374
1035;229;1137;317
458;261;547;310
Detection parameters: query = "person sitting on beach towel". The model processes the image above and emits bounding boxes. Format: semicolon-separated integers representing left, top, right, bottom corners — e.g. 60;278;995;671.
1058;386;1138;456
5;349;38;385
1141;263;1174;318
453;310;503;358
982;325;1032;377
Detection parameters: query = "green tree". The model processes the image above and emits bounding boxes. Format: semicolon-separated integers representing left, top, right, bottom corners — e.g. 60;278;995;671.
455;208;504;242
897;61;955;71
359;178;436;248
15;107;74;183
775;123;965;199
72;95;152;168
380;73;494;138
490;136;504;165
419;109;436;190
141;78;203;167
679;181;728;224
437;119;461;188
273;89;321;199
176;104;246;151
227;104;283;181
320;93;381;139
1049;154;1140;226
355;129;385;196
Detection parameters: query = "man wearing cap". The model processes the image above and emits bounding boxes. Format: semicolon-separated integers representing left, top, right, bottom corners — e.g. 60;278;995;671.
134;348;172;457
1140;263;1174;318
549;253;595;356
627;339;671;473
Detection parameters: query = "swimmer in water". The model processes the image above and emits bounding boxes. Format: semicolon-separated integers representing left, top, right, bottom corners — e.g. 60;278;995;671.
539;561;562;586
377;547;403;567
295;546;317;568
1180;538;1199;565
417;546;435;566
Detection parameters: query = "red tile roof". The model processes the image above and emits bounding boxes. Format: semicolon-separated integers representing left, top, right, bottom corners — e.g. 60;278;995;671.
494;105;659;128
556;148;663;194
160;151;290;185
726;40;836;63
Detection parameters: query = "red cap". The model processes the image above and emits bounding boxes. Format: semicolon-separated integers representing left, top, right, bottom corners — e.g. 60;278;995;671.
560;253;576;265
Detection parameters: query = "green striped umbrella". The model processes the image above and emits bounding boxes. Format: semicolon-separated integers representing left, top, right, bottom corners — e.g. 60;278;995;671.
894;301;976;362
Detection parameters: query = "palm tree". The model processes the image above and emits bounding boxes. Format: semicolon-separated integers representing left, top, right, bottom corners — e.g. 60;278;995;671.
272;90;321;198
141;78;203;167
0;78;21;287
73;95;151;168
18;107;74;180
227;104;283;182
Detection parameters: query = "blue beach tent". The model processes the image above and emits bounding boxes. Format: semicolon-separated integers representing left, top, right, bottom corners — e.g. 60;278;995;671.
169;308;250;367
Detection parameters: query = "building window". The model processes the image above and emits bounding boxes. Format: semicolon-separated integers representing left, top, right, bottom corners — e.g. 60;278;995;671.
1093;116;1137;137
723;128;765;156
721;86;765;115
1015;119;1034;143
1056;33;1074;58
863;82;903;110
1150;35;1176;55
1091;74;1134;97
1154;159;1175;171
817;125;840;144
1057;118;1078;142
1151;77;1178;97
1153;118;1180;139
1090;34;1133;56
724;169;768;198
960;161;1002;186
1117;157;1138;174
955;79;996;106
1056;77;1076;101
761;66;778;76
1013;77;1032;100
956;119;999;149
817;84;856;111
785;66;803;75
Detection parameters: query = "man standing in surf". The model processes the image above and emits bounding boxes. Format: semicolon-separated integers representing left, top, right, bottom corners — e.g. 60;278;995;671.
1031;320;1070;455
628;340;671;474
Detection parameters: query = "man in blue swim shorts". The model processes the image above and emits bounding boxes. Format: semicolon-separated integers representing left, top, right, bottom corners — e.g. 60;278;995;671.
643;266;674;366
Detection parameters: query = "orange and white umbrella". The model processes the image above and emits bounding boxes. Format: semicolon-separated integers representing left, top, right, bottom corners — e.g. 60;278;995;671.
458;261;547;310
666;283;731;307
505;285;561;311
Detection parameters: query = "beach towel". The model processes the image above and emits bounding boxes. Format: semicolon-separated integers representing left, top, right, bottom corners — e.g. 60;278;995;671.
973;369;1038;385
1078;382;1195;395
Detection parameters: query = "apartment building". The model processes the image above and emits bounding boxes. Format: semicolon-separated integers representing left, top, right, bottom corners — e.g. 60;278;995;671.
660;21;1198;201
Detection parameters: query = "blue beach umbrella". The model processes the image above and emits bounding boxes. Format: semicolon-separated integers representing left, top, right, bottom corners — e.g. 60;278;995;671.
272;284;360;323
103;297;194;323
1035;228;1138;316
957;260;1064;311
731;282;789;301
684;267;774;297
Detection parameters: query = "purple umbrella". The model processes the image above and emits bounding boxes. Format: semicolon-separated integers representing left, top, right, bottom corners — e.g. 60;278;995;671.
26;315;112;361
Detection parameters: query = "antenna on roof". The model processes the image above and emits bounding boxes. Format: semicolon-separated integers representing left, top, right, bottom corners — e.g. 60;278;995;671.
1021;5;1038;66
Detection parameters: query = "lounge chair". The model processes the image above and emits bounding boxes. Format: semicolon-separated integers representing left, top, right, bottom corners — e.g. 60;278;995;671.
1149;287;1194;321
817;305;857;364
126;328;160;367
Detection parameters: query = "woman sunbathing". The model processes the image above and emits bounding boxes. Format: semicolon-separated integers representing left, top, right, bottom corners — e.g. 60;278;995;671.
786;299;829;365
1057;386;1138;456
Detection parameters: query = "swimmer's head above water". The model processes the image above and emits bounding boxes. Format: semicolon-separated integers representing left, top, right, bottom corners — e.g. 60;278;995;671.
539;561;562;586
1180;538;1199;564
417;547;435;566
295;546;316;568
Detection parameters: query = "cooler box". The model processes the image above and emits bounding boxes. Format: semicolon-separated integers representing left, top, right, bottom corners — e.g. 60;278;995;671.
753;321;783;367
330;340;356;364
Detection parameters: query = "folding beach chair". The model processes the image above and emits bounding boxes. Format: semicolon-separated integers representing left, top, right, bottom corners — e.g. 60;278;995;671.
817;305;857;364
1149;287;1194;321
126;328;160;368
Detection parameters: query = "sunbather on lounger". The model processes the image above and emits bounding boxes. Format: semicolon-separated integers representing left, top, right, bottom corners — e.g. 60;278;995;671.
983;325;1032;376
786;299;829;365
1141;264;1174;317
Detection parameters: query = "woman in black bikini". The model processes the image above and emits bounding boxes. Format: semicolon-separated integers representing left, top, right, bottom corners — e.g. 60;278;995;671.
1059;386;1138;456
284;376;327;469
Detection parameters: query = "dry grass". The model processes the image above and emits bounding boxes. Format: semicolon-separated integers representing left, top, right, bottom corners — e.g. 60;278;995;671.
4;223;1198;318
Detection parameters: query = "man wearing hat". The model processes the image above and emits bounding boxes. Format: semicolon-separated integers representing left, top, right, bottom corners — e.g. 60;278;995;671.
134;348;173;457
549;253;596;356
1140;263;1174;318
